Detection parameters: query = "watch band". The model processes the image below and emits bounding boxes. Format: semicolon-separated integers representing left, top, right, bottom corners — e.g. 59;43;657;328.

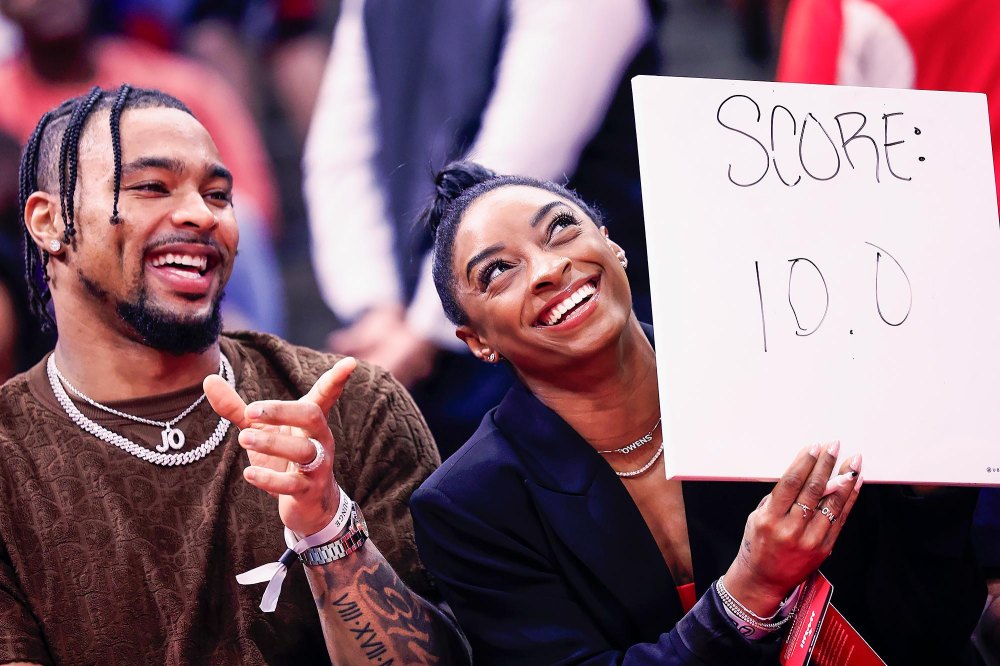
299;503;369;566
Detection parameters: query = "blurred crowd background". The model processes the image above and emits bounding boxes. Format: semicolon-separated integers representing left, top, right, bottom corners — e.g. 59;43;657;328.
1;0;1000;662
0;0;793;448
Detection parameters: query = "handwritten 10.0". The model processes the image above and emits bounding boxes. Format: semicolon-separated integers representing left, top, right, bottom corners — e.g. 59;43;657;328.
715;94;918;351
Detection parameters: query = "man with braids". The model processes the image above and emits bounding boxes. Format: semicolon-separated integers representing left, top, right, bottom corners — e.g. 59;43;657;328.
0;0;285;335
0;85;469;665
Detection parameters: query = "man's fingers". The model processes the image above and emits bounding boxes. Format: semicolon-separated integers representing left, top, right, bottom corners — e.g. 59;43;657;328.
302;357;358;414
767;443;822;517
243;466;310;496
204;374;251;430
239;429;320;466
244;399;331;440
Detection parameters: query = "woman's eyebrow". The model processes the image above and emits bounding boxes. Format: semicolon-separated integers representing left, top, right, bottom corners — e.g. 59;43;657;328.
529;201;567;228
465;242;505;281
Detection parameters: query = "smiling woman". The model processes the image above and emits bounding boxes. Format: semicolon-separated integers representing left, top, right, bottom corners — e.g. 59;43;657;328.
408;161;985;664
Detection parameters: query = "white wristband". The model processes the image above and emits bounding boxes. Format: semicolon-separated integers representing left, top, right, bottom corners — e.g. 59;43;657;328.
236;485;352;612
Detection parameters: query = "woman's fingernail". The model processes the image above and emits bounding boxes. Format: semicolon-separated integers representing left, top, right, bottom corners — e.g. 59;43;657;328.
827;440;841;458
823;472;854;495
850;454;862;472
246;404;263;419
244;468;256;481
855;475;865;492
809;442;820;457
241;430;257;446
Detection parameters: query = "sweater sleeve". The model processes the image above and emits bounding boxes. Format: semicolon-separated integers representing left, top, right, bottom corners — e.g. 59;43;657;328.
334;362;442;599
0;536;51;666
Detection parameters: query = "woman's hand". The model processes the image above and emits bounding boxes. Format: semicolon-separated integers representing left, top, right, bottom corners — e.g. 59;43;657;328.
722;441;863;617
204;357;358;537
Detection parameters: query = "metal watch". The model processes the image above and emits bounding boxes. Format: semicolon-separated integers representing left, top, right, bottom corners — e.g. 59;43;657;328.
299;504;369;566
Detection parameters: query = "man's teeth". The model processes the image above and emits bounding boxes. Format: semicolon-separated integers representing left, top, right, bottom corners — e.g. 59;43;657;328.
150;253;208;272
544;282;597;326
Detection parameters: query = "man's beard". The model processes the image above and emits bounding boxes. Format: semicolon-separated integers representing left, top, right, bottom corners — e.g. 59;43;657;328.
116;284;224;355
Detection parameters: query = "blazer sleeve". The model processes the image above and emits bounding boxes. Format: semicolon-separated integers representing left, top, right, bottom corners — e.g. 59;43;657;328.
411;485;778;665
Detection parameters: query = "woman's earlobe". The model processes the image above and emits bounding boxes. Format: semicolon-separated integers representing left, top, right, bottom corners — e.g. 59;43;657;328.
484;351;504;364
456;325;491;360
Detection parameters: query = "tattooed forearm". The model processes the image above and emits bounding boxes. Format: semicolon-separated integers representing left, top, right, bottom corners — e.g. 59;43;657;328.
333;593;364;622
330;593;392;662
305;541;465;665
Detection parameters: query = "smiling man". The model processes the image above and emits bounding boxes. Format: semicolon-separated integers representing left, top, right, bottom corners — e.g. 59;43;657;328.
0;86;467;665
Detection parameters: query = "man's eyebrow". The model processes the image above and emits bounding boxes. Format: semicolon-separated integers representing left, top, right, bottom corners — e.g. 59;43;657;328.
465;242;505;282
208;164;233;187
120;158;233;187
120;156;184;176
530;201;568;228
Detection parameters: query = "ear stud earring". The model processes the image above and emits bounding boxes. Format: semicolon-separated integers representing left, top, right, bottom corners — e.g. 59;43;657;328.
618;254;628;270
488;352;497;363
48;240;62;253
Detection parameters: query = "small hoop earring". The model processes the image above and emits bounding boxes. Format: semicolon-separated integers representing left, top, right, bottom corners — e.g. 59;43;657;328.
47;239;62;253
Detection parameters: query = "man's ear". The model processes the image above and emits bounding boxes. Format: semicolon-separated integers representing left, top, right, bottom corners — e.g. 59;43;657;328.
24;191;66;254
456;325;499;362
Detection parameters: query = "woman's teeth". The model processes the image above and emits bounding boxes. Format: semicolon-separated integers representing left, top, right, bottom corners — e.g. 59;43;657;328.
544;282;596;326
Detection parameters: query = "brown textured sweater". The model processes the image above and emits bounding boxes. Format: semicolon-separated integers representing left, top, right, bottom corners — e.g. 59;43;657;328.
0;331;440;665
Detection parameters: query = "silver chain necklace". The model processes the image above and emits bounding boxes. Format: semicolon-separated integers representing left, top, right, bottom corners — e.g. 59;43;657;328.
52;358;221;453
47;353;235;467
614;442;665;478
598;418;662;455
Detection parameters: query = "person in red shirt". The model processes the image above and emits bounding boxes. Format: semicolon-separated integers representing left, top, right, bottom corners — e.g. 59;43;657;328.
778;4;1000;661
777;0;1000;209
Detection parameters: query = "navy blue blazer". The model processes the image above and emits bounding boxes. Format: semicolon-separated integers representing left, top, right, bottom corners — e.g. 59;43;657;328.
411;332;983;664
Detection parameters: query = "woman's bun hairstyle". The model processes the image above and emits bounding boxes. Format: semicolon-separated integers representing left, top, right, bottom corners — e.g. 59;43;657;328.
425;161;497;236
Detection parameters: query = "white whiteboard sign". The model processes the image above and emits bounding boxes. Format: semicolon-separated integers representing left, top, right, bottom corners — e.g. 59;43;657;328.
632;76;1000;485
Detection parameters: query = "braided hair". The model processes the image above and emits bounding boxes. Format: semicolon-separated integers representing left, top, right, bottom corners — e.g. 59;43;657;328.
422;161;604;326
18;85;194;330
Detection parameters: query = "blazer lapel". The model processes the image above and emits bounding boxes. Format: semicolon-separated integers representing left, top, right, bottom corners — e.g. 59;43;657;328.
495;383;683;636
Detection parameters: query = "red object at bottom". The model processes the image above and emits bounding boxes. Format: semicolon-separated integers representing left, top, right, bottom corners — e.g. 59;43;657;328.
809;605;886;666
676;582;697;614
781;572;886;666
